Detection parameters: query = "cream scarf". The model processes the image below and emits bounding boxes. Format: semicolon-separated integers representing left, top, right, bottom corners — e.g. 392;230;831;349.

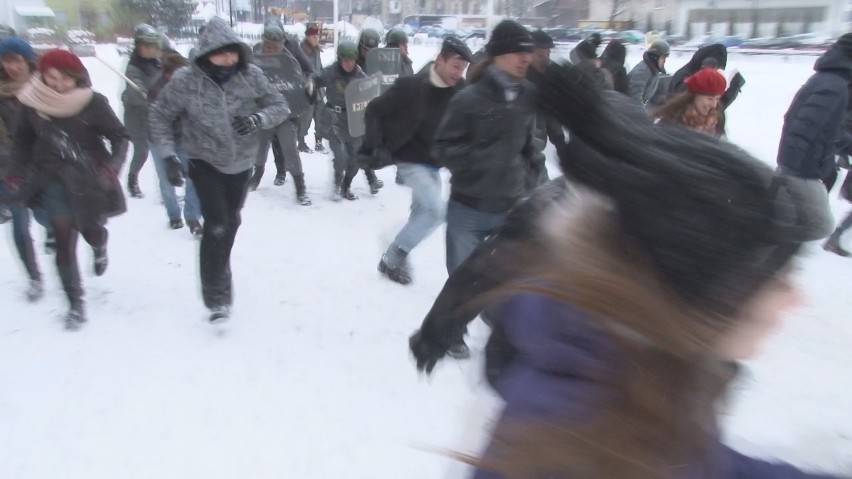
17;74;93;119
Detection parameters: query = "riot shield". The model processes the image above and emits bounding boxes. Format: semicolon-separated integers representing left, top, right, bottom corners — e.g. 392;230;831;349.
253;51;310;118
345;73;381;137
366;48;403;93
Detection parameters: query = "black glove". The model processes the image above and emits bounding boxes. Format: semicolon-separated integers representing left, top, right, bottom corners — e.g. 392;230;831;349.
231;114;262;136
730;71;746;91
163;155;184;187
409;330;448;374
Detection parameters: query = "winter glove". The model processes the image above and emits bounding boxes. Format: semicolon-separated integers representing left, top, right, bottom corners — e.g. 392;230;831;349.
163;155;184;187
231;114;262;136
409;329;448;374
729;71;746;91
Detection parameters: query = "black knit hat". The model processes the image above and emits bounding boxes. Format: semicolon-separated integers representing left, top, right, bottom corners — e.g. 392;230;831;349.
486;20;535;57
537;62;814;316
531;29;555;49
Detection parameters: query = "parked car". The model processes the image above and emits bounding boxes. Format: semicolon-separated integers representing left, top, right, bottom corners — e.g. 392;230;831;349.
618;30;645;44
66;29;96;57
116;36;134;56
25;27;61;55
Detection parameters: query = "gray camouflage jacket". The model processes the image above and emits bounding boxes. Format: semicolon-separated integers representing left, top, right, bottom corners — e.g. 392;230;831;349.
148;17;289;175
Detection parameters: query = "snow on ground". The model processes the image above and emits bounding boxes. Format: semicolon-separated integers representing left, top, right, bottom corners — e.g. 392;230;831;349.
0;42;850;478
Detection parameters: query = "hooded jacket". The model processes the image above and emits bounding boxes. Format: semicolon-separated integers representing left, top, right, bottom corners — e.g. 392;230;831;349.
669;43;728;95
122;51;162;138
777;45;852;179
600;40;629;95
627;52;665;106
149;17;289;175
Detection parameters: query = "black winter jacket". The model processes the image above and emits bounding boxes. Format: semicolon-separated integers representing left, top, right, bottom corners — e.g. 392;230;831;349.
433;66;537;212
668;44;741;111
777;46;852;179
362;65;464;168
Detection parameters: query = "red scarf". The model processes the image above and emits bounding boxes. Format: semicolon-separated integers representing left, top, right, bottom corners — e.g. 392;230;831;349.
680;104;718;135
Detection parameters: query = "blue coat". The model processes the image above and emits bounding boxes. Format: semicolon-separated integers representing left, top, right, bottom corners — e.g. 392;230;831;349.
777;45;852;179
473;292;843;479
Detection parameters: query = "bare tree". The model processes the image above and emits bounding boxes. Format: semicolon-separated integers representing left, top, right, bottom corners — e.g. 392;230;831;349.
609;0;630;25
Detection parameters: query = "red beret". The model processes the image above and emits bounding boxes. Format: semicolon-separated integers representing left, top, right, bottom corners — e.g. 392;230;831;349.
306;27;320;36
38;49;86;76
684;67;727;96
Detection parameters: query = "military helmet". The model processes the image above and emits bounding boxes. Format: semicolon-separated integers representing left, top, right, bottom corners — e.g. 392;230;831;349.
385;28;408;47
134;23;162;46
358;29;380;49
648;39;671;56
338;39;359;59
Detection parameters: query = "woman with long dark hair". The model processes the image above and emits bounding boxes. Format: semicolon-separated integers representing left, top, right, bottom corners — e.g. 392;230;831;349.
463;63;844;479
653;67;727;137
11;50;128;329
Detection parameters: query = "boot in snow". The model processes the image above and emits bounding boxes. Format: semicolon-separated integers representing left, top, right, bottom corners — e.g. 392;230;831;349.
341;187;359;201
64;301;87;331
332;172;344;202
823;232;850;257
365;169;383;194
26;279;44;302
314;138;326;153
169;218;184;229
273;171;287;186
93;245;108;276
247;165;265;191
378;246;412;285
293;174;312;206
127;174;144;198
209;306;231;324
187;219;203;239
298;138;313;153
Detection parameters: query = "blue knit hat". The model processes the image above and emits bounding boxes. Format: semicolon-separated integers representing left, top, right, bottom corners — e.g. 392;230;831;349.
0;37;36;63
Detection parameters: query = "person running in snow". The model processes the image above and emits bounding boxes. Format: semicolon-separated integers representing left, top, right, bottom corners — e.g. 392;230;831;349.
248;25;312;206
775;33;852;243
146;50;203;237
435;19;537;275
122;24;162;199
149;17;288;323
315;40;370;201
462;61;845;479
0;37;53;301
627;39;670;107
299;25;326;154
653;67;727;137
10;49;128;329
364;36;472;285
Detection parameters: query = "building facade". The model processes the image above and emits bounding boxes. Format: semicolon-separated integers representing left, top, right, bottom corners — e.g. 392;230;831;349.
588;0;678;31
675;0;849;38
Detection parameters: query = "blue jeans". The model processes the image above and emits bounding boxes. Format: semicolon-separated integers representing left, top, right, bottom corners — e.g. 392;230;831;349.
391;162;444;253
151;142;201;222
445;199;508;275
0;182;50;281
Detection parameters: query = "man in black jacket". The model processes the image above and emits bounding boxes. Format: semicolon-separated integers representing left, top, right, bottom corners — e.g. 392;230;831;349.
777;34;852;241
363;37;472;285
434;20;537;275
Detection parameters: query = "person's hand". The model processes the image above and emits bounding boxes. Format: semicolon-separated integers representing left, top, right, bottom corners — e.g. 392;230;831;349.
163;155;184;187
409;330;449;374
231;114;262;136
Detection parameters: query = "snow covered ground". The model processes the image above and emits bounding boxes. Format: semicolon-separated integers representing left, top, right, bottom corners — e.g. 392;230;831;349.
0;42;850;478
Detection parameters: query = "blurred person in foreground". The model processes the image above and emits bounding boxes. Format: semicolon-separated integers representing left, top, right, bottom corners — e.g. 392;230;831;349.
460;61;846;479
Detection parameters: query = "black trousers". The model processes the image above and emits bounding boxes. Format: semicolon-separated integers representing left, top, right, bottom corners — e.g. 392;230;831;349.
189;159;251;310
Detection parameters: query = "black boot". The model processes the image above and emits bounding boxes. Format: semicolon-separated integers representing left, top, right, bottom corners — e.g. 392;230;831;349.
341;171;359;200
378;246;412;285
293;174;311;206
315;137;326;153
187;219;203;239
364;168;383;194
273;171;287;186
169;218;184;229
58;265;86;330
332;172;344;201
93;244;108;276
298;138;313;153
127;173;144;198
823;231;850;257
248;165;265;191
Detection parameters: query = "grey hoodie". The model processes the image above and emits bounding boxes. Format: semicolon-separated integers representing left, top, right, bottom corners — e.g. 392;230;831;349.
149;17;289;174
